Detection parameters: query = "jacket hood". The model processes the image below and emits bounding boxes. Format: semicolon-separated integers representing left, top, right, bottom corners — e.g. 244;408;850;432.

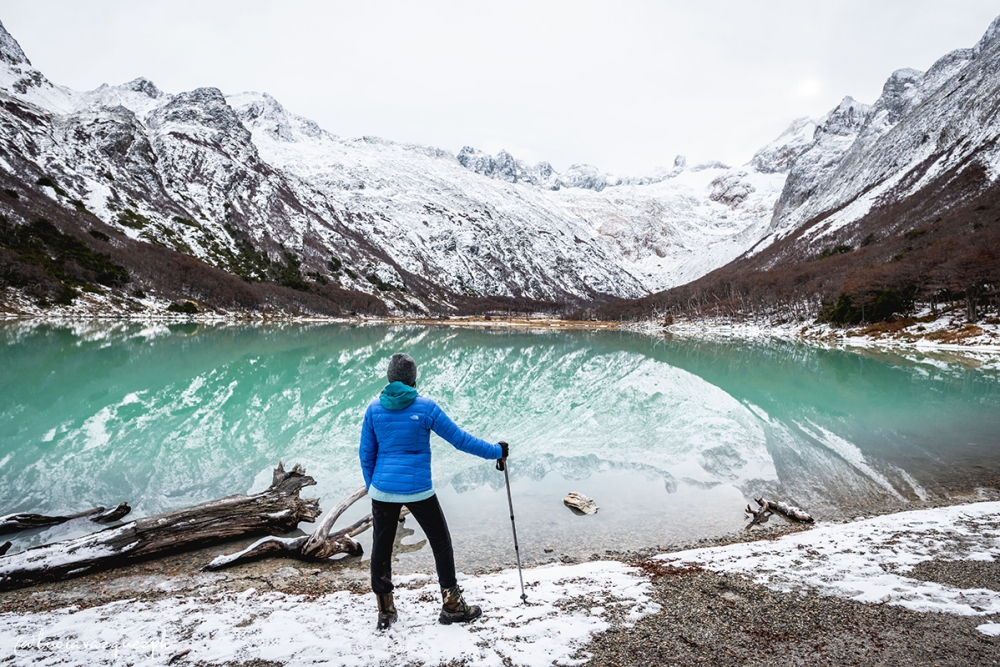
380;381;418;410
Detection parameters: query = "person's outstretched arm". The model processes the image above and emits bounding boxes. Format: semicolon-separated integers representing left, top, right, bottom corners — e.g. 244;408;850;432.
359;406;378;489
429;402;502;460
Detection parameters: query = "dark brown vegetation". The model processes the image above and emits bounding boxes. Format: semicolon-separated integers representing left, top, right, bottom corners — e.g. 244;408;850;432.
0;172;388;316
596;158;1000;327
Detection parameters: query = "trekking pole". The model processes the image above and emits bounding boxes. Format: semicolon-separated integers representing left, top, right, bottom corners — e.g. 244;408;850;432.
496;455;528;603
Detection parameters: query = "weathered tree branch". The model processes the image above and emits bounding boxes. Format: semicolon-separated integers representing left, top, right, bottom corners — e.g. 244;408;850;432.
0;461;319;591
206;488;412;571
302;485;368;558
745;497;813;531
745;498;772;530
0;502;131;536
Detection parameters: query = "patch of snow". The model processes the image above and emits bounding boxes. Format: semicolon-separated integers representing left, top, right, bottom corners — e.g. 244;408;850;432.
977;621;1000;636
0;561;657;667
659;501;1000;616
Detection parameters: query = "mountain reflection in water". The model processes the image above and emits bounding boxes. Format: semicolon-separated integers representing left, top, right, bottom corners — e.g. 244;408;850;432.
1;322;998;570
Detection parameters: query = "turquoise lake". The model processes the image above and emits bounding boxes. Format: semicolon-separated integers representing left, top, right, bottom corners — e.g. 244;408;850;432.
2;322;999;573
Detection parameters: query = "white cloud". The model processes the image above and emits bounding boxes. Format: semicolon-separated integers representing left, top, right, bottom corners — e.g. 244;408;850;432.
0;0;998;173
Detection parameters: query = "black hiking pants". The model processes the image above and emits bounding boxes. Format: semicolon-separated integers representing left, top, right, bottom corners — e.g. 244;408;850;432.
370;494;456;595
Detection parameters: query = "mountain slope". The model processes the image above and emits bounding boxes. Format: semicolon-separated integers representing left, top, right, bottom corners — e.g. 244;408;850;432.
599;15;1000;325
0;18;794;315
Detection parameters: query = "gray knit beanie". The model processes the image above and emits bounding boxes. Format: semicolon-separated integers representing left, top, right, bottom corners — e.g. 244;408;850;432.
386;353;417;386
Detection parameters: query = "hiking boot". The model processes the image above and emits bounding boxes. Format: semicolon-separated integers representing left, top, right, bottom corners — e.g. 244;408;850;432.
376;593;397;631
439;585;482;624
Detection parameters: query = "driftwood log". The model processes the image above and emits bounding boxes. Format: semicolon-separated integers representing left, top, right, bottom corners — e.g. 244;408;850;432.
745;497;813;530
206;485;411;570
0;461;319;591
0;502;131;536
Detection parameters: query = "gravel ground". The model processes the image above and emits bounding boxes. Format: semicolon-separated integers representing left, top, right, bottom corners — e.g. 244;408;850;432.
581;564;999;667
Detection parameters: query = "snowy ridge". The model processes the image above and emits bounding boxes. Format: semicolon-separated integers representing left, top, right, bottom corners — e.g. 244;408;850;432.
0;18;797;309
0;24;73;114
455;146;688;191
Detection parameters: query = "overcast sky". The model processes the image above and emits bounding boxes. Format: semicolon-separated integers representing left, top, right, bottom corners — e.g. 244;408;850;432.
1;1;997;173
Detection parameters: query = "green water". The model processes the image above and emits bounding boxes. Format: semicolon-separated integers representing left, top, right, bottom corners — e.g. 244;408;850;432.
2;322;999;572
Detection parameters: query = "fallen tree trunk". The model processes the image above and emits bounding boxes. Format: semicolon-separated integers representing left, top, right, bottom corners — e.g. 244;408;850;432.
206;486;411;570
0;461;319;591
0;502;131;536
745;497;813;531
764;498;813;523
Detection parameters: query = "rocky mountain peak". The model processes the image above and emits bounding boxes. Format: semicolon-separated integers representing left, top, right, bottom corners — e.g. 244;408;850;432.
873;69;923;125
817;97;870;137
493;149;521;181
0;20;29;67
229;91;323;142
974;14;1000;54
749;117;818;174
124;77;163;99
924;48;976;90
456;145;491;172
559;164;609;191
151;87;240;130
0;26;70;113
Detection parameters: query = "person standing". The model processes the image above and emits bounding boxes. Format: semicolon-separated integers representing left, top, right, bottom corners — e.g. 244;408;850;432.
359;352;508;631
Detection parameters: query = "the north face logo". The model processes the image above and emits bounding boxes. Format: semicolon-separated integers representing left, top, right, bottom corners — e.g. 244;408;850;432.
410;415;420;420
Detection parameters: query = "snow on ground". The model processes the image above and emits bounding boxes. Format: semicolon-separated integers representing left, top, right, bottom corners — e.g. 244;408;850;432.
3;504;1000;665
658;501;1000;619
979;622;1000;636
0;561;658;667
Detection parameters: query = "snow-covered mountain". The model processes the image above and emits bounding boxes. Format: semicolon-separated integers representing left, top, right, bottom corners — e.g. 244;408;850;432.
761;16;1000;246
3;13;998;316
0;18;796;313
602;14;1000;323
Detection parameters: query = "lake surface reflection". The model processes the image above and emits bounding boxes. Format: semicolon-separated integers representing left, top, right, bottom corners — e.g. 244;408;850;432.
2;322;999;572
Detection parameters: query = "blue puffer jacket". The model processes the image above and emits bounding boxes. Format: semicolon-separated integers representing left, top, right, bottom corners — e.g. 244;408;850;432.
359;384;502;495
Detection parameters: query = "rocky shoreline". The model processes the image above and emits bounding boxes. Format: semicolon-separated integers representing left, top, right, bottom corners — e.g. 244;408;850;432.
3;310;1000;359
2;493;999;665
